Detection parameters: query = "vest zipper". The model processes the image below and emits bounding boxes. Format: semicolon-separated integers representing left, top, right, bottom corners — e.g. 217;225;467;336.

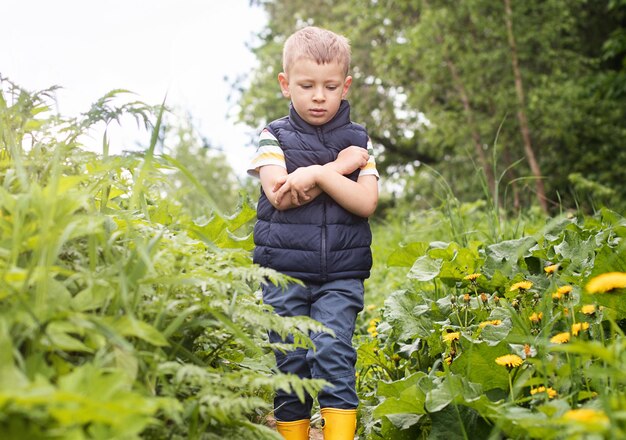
321;200;327;282
316;126;325;145
317;126;328;282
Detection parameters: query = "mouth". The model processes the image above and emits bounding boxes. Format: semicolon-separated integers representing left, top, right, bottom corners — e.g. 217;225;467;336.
309;108;326;117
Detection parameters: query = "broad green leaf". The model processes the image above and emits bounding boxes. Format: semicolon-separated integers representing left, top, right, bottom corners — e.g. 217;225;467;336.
487;236;536;262
589;243;626;276
438;247;484;283
484;236;536;278
385;413;423;430
429;243;459;260
408;255;443;281
425;383;453;413
428;404;493;440
103;315;168;347
0;320;28;390
387;241;429;267
379;415;423;440
425;374;483;413
373;372;428;418
71;285;111;312
45;321;93;353
377;371;427;399
450;339;511;391
479;312;513;346
383;290;435;340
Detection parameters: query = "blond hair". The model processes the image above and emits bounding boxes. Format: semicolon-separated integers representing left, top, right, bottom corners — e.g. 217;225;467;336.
282;26;351;76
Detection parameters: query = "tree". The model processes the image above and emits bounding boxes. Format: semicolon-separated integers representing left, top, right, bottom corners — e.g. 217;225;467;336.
240;0;626;213
503;0;547;213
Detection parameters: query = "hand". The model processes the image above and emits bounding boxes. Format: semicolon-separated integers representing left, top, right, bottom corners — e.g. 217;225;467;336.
274;166;320;206
331;146;369;175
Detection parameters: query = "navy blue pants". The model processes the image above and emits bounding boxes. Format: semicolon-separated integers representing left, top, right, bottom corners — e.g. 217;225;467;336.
263;279;364;421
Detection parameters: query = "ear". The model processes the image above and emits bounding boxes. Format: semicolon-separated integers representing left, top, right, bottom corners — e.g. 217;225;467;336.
278;72;290;98
341;75;353;99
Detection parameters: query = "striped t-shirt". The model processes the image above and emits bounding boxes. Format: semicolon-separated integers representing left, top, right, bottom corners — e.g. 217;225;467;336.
247;128;379;179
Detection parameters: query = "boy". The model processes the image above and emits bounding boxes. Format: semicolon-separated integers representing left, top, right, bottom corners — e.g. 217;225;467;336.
247;26;378;440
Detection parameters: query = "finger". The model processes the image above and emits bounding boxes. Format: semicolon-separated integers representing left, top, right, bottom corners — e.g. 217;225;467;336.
291;189;300;206
274;184;288;204
297;189;310;201
273;176;287;192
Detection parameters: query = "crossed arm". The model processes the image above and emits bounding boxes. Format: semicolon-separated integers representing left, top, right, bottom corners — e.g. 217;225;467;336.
259;146;379;218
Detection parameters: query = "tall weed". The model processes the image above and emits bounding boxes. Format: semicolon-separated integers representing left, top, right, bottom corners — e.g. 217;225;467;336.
0;78;324;439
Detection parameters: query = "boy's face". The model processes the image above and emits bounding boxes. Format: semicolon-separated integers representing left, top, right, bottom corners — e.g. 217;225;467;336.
278;58;352;126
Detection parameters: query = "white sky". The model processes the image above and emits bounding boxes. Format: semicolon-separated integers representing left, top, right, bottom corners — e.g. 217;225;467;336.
1;0;267;176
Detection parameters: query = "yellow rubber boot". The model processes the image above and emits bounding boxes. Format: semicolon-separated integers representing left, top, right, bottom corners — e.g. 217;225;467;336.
276;418;310;439
320;408;357;439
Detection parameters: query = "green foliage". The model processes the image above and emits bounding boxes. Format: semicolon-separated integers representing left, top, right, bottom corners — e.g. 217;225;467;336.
0;78;329;439
357;203;626;439
242;0;626;213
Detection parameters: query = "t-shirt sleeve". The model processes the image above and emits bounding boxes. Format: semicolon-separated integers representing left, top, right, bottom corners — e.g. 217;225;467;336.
247;128;286;178
358;137;380;179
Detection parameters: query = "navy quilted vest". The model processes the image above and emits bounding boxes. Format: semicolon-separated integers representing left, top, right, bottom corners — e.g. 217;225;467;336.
253;100;373;282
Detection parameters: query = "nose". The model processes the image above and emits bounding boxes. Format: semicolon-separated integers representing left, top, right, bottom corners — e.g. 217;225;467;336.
313;86;325;102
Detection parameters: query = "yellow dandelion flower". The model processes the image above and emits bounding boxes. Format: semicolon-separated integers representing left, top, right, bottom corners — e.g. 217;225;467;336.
444;356;452;365
479;319;502;328
530;386;557;399
367;324;378;334
369;318;380;327
464;273;481;281
552;286;572;300
563;408;609;425
510;281;533;291
586;272;626;293
366;304;377;311
580;304;596;315
495;354;523;368
550;332;570;344
369;331;378;338
529;312;543;323
544;264;559;274
463;293;471;302
557;285;573;296
571;322;590;336
442;332;460;343
563;307;570;316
